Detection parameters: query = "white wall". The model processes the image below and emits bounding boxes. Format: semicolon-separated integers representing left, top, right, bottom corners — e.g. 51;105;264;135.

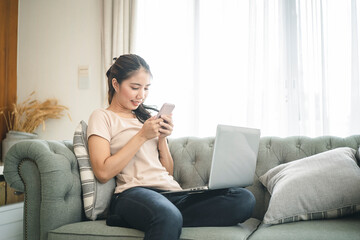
17;0;103;140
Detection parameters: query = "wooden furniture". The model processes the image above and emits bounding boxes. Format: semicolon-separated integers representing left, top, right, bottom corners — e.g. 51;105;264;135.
0;0;18;159
0;2;23;239
1;165;24;206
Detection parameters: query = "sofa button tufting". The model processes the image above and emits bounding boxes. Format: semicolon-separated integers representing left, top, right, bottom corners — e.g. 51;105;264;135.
192;161;196;165
266;144;271;148
296;144;301;148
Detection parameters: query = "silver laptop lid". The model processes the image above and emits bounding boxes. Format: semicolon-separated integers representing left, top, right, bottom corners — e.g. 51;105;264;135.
208;124;260;189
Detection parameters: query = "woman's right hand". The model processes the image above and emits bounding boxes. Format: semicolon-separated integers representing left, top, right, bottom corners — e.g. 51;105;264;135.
139;116;163;140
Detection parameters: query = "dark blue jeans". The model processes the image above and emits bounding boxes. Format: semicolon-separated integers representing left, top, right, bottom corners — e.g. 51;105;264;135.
106;187;256;240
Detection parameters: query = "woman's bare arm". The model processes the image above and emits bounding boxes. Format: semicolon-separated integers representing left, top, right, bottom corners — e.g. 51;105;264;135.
158;137;174;175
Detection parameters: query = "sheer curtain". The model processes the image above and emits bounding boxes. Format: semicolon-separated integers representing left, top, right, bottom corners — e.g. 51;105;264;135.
247;1;289;137
134;0;360;138
135;0;196;136
295;0;360;136
101;0;138;106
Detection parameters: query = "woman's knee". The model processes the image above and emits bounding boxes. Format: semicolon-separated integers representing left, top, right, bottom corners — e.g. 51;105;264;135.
228;187;256;220
229;187;255;203
242;188;256;208
147;202;183;239
152;202;183;228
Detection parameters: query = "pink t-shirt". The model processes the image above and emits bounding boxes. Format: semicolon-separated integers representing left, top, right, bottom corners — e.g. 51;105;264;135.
87;109;182;193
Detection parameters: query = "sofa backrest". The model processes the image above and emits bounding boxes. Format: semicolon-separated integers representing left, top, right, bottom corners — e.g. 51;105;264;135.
168;135;360;220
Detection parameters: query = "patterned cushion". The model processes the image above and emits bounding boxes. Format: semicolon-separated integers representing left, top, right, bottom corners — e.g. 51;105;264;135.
259;147;360;224
73;121;116;220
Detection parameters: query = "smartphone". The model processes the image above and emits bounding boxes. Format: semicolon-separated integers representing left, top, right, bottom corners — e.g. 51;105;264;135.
156;103;175;119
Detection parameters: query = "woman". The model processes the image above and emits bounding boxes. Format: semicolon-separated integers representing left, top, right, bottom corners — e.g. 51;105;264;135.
87;54;256;240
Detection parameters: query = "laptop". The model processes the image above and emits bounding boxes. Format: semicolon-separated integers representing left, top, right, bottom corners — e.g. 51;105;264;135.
161;124;261;195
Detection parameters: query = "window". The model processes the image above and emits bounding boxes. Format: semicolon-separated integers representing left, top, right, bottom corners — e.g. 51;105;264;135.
134;0;360;138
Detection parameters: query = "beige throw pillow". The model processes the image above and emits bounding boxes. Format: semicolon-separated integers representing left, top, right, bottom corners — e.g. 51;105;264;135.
259;147;360;224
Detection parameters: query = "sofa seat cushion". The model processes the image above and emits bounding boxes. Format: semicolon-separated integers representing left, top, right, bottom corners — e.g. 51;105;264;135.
48;218;261;240
249;214;360;240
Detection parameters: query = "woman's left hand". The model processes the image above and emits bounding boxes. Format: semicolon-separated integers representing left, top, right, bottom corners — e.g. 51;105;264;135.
158;114;174;138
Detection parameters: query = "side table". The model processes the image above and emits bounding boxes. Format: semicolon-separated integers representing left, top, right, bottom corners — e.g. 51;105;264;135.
0;164;24;240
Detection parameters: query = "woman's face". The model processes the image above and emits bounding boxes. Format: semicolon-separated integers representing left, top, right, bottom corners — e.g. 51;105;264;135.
112;68;151;112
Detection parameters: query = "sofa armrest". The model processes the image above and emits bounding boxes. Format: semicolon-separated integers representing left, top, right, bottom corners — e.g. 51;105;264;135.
3;140;82;240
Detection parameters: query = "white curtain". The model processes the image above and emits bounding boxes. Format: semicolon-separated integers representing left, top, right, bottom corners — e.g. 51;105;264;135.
134;0;196;136
247;0;289;137
133;0;360;138
101;0;137;106
294;0;360;136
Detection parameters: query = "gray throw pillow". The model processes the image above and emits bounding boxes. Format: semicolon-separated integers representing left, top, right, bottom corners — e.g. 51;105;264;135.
73;121;116;220
259;147;360;225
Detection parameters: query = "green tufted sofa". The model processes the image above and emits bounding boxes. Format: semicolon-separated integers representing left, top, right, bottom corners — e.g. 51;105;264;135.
3;135;360;240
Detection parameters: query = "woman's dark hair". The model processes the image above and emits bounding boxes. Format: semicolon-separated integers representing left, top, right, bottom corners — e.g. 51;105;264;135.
106;54;158;123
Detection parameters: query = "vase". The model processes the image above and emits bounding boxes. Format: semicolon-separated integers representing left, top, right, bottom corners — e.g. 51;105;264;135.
1;131;38;162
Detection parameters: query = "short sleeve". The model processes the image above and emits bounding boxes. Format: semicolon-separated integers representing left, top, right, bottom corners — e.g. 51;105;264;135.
87;109;111;142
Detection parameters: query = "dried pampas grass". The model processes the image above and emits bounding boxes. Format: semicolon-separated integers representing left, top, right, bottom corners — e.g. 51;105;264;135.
0;92;71;133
